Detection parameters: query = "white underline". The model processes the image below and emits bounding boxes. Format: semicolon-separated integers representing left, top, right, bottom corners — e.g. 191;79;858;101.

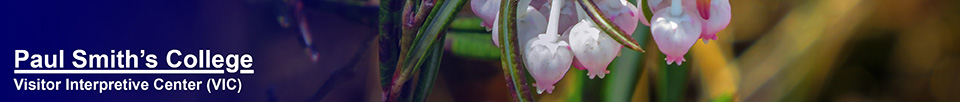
239;70;254;74
12;69;254;74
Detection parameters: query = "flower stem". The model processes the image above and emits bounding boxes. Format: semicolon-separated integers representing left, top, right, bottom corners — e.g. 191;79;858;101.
670;0;681;16
545;0;564;35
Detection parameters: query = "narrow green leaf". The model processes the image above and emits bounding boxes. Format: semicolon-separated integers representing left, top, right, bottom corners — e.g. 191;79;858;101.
398;0;464;72
602;25;649;102
657;54;689;102
387;0;467;101
410;34;445;102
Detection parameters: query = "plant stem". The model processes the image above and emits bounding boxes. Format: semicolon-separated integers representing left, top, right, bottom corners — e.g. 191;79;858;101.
498;0;535;101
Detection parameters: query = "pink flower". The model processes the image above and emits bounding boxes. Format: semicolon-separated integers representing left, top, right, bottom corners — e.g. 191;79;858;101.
524;33;573;94
646;0;731;65
649;1;702;65
470;0;500;30
568;20;621;79
525;0;572;94
568;0;640;79
697;0;730;44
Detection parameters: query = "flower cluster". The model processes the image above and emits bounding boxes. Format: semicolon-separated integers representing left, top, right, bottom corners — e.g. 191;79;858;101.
472;0;730;94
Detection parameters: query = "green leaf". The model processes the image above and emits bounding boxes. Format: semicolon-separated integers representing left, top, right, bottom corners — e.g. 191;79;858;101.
386;0;467;101
411;34;445;102
657;54;689;102
398;0;464;72
602;24;649;102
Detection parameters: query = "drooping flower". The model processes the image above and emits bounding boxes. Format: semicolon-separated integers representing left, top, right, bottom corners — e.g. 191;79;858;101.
649;0;702;65
474;2;570;93
567;19;621;79
697;0;731;44
525;0;572;94
524;33;573;94
567;0;641;79
647;0;732;65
